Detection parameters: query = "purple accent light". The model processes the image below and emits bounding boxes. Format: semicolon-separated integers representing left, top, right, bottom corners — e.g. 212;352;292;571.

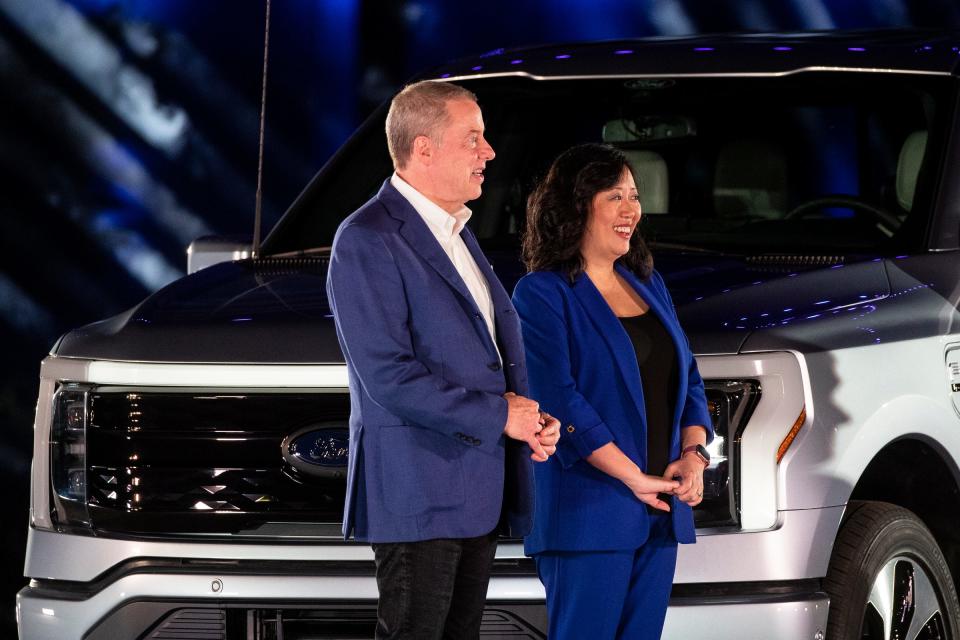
471;65;483;71
694;47;714;52
848;47;866;52
440;73;451;78
510;59;523;64
773;46;792;51
614;49;633;55
555;54;571;59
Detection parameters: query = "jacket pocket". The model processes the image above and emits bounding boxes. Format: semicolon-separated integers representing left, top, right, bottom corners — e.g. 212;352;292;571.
379;425;465;516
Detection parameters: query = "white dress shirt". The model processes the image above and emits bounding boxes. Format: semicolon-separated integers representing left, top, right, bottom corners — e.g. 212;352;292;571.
390;173;500;359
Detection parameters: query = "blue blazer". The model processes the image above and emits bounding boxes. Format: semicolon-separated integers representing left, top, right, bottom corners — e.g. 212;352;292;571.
327;180;534;543
512;265;713;554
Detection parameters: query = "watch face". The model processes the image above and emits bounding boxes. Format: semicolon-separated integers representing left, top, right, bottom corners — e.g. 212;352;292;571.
696;444;710;464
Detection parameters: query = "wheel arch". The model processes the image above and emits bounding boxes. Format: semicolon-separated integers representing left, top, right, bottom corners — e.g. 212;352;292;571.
849;436;960;587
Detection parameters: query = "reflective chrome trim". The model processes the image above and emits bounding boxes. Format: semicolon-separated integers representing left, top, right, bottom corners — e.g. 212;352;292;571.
30;378;57;531
432;65;952;83
40;356;349;388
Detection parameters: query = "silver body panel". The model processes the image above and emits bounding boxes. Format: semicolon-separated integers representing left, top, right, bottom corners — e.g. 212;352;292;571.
21;505;843;585
662;594;830;640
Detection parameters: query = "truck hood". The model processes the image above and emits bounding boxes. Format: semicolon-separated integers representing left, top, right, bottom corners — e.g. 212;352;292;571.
54;253;891;363
654;253;890;354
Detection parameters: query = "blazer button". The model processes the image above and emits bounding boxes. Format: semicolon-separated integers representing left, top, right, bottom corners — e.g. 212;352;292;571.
488;362;501;371
566;425;576;433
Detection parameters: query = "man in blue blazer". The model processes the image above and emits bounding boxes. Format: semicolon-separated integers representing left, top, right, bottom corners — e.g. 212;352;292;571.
327;81;559;640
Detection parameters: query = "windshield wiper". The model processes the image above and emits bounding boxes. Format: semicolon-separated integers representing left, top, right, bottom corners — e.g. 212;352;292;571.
647;241;737;256
266;246;332;258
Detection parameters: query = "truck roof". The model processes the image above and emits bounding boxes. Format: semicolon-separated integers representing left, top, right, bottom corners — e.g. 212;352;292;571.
424;30;960;81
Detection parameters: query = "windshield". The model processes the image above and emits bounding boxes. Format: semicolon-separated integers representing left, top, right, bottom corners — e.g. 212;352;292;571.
263;72;950;256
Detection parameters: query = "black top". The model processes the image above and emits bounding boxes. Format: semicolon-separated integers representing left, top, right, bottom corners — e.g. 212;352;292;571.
619;312;679;477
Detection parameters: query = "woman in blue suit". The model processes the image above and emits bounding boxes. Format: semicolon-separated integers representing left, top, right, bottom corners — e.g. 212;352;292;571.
513;144;714;639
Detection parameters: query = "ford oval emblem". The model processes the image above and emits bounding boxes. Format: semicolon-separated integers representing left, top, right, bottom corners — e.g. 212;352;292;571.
281;424;349;480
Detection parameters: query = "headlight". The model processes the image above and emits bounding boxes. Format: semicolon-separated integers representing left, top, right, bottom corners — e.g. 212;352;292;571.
695;380;760;528
49;384;92;530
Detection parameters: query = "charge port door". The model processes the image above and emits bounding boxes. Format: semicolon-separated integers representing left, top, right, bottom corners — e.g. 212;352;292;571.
948;344;960;417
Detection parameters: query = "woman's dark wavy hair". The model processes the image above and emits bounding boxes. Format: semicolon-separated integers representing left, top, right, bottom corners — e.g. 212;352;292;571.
522;143;653;280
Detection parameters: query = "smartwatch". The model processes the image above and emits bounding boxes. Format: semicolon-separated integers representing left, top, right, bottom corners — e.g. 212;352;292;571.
682;444;710;467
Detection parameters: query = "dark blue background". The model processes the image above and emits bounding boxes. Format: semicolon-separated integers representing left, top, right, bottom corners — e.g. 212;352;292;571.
3;0;960;634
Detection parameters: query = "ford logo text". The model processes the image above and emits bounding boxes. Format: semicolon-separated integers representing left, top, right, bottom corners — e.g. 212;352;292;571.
281;424;349;480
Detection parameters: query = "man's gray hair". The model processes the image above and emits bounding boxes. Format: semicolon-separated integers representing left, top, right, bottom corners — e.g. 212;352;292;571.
385;81;478;170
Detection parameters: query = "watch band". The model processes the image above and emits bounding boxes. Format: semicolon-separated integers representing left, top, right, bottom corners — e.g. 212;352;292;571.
682;444;710;467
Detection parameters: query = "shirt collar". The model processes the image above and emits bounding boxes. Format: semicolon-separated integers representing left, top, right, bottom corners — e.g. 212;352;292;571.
391;172;472;239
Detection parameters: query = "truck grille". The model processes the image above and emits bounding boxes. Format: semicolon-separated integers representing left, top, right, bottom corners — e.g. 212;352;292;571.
84;391;349;537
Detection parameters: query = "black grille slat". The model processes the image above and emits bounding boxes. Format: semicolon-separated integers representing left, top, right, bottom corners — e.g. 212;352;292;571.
86;392;349;536
146;608;226;640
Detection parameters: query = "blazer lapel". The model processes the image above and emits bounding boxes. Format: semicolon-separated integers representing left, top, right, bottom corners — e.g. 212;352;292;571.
570;271;648;423
616;264;688;431
461;227;516;361
377;181;480;313
377;180;501;362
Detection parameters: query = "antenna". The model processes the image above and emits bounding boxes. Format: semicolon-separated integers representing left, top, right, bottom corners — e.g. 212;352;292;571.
251;0;271;259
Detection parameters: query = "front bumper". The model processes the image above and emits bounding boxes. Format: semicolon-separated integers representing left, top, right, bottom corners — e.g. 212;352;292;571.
18;507;841;639
17;574;828;640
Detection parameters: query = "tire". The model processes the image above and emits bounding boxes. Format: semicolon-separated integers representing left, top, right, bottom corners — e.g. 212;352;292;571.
824;500;960;640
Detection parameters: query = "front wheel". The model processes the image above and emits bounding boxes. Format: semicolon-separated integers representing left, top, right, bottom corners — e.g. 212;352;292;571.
824;501;960;640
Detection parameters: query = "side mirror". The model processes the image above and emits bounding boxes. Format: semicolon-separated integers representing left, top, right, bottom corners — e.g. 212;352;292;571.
186;236;252;274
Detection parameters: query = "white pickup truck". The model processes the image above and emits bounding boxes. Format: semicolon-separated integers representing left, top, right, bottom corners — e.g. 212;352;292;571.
18;30;960;640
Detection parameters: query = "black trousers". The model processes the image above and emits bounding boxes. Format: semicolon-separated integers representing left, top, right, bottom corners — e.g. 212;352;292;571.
371;530;498;640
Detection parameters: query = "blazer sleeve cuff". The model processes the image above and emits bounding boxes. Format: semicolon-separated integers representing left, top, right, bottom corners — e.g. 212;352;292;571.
681;405;715;444
555;421;615;469
474;396;509;455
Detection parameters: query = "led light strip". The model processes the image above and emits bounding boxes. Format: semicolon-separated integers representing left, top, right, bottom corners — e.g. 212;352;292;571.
46;358;349;388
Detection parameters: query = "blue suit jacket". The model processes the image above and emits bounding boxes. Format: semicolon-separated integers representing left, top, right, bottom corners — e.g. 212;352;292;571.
326;180;534;543
512;265;713;554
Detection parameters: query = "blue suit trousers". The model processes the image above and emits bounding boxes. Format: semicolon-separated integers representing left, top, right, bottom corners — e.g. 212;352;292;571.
534;513;677;640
